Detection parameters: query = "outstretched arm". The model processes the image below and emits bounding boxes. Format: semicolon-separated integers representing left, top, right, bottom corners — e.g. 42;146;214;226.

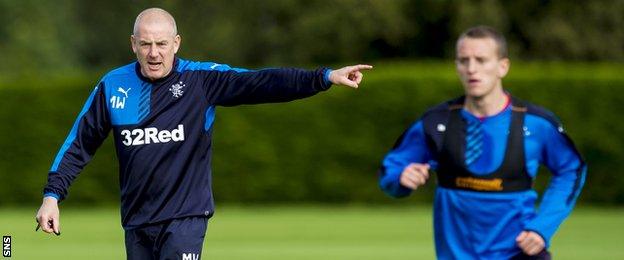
203;64;372;106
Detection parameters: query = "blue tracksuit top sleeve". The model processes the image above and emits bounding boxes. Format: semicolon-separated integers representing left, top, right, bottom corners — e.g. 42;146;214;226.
201;67;333;106
44;82;112;201
379;121;432;198
524;117;587;245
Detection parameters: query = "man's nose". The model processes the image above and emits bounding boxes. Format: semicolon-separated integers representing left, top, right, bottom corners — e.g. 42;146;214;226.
467;60;477;74
148;45;158;58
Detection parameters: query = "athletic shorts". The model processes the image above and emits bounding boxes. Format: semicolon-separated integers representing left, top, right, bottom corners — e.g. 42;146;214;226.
125;216;208;260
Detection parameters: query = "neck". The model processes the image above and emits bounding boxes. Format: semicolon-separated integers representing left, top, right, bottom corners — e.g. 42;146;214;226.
464;87;508;118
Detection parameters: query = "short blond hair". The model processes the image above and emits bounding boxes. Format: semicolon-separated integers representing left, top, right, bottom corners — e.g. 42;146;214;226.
458;26;508;58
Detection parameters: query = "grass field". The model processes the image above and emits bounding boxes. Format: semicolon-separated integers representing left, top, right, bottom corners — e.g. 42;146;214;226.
1;205;622;259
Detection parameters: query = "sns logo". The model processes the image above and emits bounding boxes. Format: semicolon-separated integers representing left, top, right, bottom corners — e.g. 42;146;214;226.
182;253;200;260
2;236;10;257
121;124;185;146
110;87;131;109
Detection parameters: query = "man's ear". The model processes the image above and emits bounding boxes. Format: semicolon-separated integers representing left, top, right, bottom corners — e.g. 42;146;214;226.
130;35;137;54
498;58;510;78
173;35;181;54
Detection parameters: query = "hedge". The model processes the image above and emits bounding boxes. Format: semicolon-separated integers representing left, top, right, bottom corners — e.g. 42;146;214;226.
1;62;622;206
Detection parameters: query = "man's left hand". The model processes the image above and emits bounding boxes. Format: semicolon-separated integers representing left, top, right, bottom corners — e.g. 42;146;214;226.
515;230;545;255
328;64;373;88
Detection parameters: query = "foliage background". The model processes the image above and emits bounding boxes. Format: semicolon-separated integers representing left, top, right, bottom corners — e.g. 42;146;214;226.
1;0;623;73
1;0;623;206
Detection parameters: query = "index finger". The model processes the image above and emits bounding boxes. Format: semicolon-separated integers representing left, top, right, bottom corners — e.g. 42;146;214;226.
349;64;373;71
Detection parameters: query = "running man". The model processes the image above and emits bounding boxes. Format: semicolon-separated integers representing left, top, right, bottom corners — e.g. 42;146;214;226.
379;26;585;259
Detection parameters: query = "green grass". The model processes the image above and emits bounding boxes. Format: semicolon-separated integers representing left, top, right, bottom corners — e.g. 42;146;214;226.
1;205;622;259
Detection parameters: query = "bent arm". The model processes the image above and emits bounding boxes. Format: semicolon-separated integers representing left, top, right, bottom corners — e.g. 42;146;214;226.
379;121;433;198
524;124;586;247
44;83;111;201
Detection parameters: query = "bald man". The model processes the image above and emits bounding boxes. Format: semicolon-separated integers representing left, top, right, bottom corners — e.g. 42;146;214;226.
36;7;371;259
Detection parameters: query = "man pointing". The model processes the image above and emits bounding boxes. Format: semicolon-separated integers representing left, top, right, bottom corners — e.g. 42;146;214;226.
37;7;371;259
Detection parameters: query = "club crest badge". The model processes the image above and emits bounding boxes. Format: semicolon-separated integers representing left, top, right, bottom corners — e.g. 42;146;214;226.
169;81;185;98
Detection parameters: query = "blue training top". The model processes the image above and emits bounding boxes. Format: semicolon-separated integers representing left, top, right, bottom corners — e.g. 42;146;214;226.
44;58;332;229
379;96;587;259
